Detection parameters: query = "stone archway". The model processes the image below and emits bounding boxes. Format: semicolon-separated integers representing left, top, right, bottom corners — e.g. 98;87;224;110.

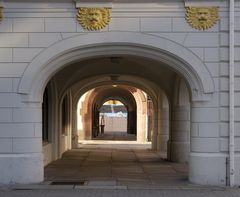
18;32;214;102
93;88;137;137
14;32;221;185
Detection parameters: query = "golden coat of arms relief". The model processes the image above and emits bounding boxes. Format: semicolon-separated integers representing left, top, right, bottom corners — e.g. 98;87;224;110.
185;7;219;30
77;7;111;31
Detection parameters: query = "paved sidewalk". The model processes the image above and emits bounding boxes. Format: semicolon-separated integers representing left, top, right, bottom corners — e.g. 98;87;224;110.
1;187;240;197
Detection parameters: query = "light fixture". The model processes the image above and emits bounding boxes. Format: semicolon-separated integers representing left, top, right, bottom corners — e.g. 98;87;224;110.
112;85;117;88
110;75;119;81
110;57;121;64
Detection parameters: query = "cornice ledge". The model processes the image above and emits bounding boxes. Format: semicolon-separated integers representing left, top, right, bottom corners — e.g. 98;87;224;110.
184;0;222;7
74;0;113;8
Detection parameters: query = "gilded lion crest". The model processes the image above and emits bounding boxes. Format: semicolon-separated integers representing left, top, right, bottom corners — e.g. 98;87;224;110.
77;8;111;31
186;7;219;30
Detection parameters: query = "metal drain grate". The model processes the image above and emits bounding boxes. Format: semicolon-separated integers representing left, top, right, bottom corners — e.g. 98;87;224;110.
13;188;34;191
50;181;85;185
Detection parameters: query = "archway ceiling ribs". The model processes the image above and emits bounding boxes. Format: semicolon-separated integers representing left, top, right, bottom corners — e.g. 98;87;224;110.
69;74;160;109
18;32;214;102
90;86;137;111
55;56;174;100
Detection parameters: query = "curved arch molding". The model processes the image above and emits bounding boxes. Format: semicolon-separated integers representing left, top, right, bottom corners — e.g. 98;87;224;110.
18;32;214;102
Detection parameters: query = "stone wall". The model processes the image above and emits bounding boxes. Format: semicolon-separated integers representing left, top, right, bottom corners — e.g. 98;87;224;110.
104;117;127;132
0;0;239;185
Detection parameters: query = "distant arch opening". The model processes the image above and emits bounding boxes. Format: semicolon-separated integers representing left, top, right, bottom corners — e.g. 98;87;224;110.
97;100;129;140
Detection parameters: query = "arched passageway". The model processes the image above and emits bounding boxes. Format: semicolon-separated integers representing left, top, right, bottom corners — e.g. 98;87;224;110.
16;32;219;186
76;85;151;143
99;100;128;134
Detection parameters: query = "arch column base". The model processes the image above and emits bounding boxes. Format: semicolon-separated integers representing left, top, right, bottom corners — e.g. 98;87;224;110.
189;153;227;186
158;134;168;151
170;142;189;163
0;153;43;184
152;133;158;151
137;130;146;142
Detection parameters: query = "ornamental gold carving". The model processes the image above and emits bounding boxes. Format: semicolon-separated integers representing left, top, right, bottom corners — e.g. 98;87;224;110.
185;7;219;30
77;7;111;31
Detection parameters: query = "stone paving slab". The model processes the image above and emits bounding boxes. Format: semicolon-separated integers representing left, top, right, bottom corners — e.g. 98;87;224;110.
74;185;128;189
45;142;191;189
1;188;240;197
39;140;240;196
87;180;117;186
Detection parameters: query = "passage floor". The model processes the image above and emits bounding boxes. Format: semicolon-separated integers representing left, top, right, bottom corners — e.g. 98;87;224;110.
45;134;190;188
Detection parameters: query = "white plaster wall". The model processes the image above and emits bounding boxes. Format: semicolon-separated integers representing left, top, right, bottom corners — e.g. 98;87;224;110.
0;0;238;186
133;90;148;142
0;103;43;184
218;4;240;186
104;117;127;132
78;92;94;140
43;143;52;166
171;105;190;163
158;108;169;156
189;153;226;185
58;93;72;157
169;78;190;163
0;153;43;184
60;136;70;156
157;92;169;157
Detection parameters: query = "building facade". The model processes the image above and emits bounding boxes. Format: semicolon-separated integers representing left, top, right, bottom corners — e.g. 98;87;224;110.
0;0;239;186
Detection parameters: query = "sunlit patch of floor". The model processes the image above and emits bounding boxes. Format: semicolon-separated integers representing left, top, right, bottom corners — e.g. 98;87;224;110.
45;141;190;188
